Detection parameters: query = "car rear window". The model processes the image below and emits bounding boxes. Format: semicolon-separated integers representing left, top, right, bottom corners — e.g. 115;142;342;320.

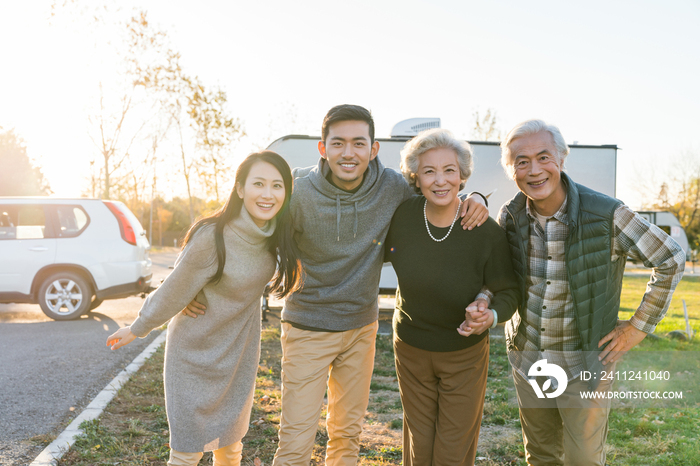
0;205;47;239
55;205;90;237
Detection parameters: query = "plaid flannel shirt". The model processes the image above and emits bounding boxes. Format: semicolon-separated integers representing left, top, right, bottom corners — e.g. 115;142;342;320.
500;198;685;381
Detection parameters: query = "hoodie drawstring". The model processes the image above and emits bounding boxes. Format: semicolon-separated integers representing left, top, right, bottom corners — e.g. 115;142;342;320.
336;195;341;242
353;201;358;238
335;196;359;241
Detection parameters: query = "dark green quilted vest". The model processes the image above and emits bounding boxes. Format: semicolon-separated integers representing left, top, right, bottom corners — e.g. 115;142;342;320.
502;173;624;387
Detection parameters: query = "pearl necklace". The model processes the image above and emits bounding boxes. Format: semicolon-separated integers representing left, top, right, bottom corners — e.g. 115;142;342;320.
423;199;462;242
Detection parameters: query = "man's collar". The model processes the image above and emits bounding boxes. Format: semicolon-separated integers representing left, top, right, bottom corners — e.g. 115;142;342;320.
526;195;569;224
324;169;365;194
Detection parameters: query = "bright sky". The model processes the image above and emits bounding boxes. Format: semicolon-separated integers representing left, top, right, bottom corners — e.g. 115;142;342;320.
1;0;699;208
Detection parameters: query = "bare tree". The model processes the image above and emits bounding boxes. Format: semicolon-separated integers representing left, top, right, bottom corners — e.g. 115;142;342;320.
140;46;244;218
188;82;244;202
51;2;152;201
52;3;244;223
142;49;199;223
174;102;197;223
637;150;700;249
88;84;148;199
471;108;501;142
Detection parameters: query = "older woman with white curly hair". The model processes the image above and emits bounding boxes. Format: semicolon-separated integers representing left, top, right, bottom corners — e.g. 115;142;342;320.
384;128;519;466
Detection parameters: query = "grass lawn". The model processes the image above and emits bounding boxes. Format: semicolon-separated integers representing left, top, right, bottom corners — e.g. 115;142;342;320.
620;274;700;347
58;273;700;465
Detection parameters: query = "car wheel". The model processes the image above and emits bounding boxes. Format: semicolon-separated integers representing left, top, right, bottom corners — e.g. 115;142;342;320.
89;297;104;311
38;272;93;320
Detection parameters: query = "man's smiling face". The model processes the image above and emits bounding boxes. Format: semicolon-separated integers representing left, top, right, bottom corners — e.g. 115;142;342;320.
510;130;566;216
319;120;379;191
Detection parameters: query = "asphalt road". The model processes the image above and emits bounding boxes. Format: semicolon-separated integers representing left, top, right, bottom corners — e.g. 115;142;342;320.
0;249;179;465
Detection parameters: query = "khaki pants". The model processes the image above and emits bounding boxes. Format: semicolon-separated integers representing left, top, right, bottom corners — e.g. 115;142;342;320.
394;337;489;466
512;368;613;466
168;441;243;466
272;321;378;466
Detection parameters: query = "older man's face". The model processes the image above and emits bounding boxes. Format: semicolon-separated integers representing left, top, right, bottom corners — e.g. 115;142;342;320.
510;131;566;217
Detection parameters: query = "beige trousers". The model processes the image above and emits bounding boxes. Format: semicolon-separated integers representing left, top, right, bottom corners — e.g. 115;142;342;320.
394;337;489;466
512;368;613;466
167;440;243;466
272;321;378;466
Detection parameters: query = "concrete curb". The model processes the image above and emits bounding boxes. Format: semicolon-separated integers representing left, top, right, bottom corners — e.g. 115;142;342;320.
30;329;167;466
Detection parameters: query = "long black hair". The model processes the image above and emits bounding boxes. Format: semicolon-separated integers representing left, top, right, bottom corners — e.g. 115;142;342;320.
181;151;302;298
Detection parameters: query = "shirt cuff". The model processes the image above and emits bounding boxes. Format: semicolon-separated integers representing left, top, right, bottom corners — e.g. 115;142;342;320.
629;314;656;334
490;309;498;328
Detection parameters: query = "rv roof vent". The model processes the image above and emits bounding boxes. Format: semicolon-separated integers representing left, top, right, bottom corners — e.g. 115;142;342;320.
390;118;441;137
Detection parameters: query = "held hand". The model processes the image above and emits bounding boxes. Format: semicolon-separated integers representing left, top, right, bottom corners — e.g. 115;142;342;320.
460;195;489;230
457;320;474;337
466;298;490;315
106;327;137;350
597;320;647;366
457;301;494;337
181;299;206;318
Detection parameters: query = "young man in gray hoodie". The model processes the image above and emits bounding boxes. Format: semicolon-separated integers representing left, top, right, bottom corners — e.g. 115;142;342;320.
184;105;488;465
272;105;487;466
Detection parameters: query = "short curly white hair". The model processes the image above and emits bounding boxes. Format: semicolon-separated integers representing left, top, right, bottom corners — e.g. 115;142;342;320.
500;119;569;178
400;128;473;193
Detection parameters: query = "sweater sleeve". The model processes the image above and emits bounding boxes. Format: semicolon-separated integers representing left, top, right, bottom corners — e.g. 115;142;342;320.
384;223;394;263
384;198;411;263
475;207;512;308
482;222;519;323
390;168;415;202
130;226;219;337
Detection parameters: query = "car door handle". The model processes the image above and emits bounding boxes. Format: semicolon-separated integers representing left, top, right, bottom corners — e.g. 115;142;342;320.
29;247;49;252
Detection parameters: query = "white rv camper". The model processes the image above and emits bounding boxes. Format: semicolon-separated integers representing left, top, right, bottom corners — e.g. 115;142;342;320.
267;119;619;293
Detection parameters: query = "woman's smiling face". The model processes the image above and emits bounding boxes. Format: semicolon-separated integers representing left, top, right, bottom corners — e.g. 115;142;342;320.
415;147;463;208
236;161;286;227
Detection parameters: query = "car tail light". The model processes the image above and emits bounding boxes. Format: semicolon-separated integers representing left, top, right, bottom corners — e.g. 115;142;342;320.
103;201;137;245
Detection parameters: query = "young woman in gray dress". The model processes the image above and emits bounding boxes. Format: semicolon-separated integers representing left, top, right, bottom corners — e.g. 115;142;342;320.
106;151;301;466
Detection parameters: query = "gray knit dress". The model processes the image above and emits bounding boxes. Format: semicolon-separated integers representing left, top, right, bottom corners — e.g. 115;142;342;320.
129;208;276;453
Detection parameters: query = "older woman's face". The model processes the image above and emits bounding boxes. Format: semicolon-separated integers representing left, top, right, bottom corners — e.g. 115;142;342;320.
415;147;463;208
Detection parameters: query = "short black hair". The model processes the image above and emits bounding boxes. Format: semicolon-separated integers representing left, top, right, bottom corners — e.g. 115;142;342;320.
321;104;375;144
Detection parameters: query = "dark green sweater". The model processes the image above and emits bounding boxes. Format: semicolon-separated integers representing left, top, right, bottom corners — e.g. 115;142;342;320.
385;196;519;352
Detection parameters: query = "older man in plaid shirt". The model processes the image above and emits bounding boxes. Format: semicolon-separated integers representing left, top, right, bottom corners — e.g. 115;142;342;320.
464;119;685;466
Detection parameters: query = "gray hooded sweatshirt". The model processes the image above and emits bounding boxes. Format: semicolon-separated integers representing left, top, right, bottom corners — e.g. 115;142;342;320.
283;156;414;331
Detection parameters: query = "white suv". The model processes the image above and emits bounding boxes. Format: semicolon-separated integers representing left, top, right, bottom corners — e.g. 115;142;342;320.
0;197;152;320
